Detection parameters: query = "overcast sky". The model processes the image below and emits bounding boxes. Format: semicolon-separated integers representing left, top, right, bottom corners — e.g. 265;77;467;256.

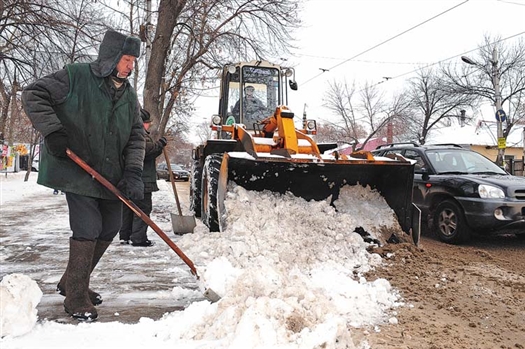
289;0;525;117
191;0;525;139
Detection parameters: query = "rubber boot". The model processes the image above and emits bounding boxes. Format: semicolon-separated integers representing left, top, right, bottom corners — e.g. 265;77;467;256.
63;239;97;321
56;239;111;305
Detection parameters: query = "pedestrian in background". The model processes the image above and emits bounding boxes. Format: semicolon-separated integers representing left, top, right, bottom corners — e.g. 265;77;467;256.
119;108;167;247
22;29;145;321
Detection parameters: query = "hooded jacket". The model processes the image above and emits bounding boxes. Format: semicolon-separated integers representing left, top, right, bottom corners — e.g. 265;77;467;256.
22;30;145;199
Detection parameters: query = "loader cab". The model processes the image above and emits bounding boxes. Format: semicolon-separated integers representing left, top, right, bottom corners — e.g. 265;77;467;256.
218;61;296;130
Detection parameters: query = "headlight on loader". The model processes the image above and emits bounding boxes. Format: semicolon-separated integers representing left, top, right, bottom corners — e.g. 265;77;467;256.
478;184;505;199
306;120;316;131
212;115;222;126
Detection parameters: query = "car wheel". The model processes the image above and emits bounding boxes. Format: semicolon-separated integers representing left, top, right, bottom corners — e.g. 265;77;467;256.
433;199;471;244
190;159;203;217
200;154;222;232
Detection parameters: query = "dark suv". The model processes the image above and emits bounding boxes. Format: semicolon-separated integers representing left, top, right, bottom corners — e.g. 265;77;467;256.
372;143;525;244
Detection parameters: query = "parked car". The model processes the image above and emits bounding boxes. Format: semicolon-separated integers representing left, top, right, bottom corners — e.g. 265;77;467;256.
156;163;190;181
371;143;525;244
31;159;39;172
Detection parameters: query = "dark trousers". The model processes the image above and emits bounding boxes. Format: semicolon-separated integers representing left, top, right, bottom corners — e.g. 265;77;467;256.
119;192;152;244
65;192;122;241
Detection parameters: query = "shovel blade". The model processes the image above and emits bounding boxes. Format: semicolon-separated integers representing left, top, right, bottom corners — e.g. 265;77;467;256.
171;213;197;234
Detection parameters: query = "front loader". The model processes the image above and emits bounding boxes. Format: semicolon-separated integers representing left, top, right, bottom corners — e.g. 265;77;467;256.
191;60;420;244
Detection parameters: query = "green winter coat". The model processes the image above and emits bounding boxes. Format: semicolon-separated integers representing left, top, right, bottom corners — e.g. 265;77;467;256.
24;63;145;199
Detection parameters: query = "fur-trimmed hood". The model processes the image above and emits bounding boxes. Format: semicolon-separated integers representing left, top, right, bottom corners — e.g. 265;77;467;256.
90;30;141;78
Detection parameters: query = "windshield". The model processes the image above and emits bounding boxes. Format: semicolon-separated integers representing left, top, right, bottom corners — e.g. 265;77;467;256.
426;149;507;175
227;66;280;128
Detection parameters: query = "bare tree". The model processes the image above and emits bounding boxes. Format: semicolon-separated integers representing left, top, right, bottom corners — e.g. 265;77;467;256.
442;36;525;143
376;92;412;144
355;81;391;150
1;0;105;82
404;67;476;144
322;80;367;148
4;0;301;147
195;119;214;144
163;130;194;168
1;0;107;179
140;0;301;139
322;79;410;150
315;123;347;144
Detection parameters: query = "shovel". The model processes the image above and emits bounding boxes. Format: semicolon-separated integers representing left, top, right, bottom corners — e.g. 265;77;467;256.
66;148;220;303
163;148;197;234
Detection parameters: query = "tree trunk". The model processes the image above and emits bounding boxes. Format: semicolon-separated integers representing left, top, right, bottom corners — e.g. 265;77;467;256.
7;81;19;144
143;0;188;135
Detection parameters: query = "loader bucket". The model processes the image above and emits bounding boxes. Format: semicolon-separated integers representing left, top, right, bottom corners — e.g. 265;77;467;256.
220;153;417;235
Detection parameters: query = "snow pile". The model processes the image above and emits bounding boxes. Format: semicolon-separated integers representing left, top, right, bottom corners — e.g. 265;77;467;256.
168;184;402;347
0;274;43;338
0;176;404;348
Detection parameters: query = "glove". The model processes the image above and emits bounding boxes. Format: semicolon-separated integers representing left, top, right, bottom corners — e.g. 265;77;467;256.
117;168;144;200
45;128;69;158
158;137;167;148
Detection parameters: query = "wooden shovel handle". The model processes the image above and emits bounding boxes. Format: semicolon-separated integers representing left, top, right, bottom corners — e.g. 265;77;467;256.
66;148;199;277
163;148;183;216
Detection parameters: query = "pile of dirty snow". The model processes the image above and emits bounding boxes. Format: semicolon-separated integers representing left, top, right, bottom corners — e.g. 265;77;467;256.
1;179;404;348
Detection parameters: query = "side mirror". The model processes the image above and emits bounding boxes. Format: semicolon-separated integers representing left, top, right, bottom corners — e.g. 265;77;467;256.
421;169;430;181
289;80;298;91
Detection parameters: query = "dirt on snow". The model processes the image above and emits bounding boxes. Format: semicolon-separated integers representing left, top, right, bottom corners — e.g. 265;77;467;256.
362;234;525;349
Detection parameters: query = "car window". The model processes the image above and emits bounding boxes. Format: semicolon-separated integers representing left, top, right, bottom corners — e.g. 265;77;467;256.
431;152;467;172
427;150;506;174
377;150;403;158
403;150;425;171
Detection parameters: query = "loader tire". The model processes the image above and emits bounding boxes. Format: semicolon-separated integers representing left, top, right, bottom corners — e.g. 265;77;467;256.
433;199;471;244
201;154;222;232
190;159;202;217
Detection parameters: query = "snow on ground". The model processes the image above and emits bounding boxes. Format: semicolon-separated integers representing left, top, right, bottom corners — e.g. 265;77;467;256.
0;171;404;348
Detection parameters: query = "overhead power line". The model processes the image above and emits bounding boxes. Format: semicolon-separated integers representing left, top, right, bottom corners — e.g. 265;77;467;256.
297;53;429;65
363;31;525;92
301;0;470;86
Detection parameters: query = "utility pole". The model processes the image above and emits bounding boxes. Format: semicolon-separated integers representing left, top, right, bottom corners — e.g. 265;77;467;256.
144;0;152;75
492;47;505;167
461;47;506;167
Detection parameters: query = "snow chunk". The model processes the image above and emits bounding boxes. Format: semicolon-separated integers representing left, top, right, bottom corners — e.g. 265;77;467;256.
1;274;43;338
